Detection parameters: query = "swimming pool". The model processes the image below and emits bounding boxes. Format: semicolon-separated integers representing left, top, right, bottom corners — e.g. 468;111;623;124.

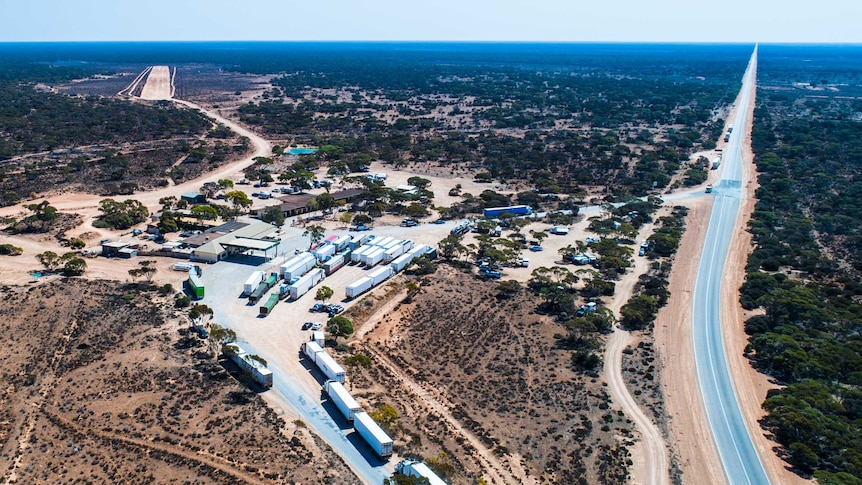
287;147;318;155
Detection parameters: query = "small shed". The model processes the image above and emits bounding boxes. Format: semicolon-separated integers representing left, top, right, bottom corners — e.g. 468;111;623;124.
118;247;138;259
101;241;132;257
181;192;207;204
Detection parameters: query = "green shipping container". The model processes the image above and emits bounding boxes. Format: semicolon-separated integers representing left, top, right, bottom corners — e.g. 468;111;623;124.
260;294;279;316
189;273;205;299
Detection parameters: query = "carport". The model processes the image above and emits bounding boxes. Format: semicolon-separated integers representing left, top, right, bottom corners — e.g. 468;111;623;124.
220;237;280;261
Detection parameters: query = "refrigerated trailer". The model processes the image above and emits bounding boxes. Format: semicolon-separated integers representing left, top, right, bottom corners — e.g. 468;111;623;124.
350;245;373;263
361;247;386;267
346;277;373;299
226;344;273;388
383;243;406;263
243;271;265;296
370;236;393;248
323;254;347;275
314;350;346;383
281;252;317;280
395;460;447;485
288;268;325;300
259;293;279;316
390;252;415;272
353;411;393;457
332;235;351;252
313;243;336;261
368;265;394;286
324;380;361;422
302;341;324;361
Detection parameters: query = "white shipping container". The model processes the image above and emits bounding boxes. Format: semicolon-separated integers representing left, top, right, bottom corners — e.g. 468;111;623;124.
289;268;325;300
396;460;447;485
243;270;266;295
383;244;405;263
324;380;361;422
390;252;415;272
303;341;324;362
312;330;325;347
361;247;386;267
346;277;373;299
313;244;336;261
368;265;394;286
353;411;393;457
314;351;346;383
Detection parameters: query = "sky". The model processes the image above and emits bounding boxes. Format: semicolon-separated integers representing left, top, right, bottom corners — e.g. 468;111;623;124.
1;0;860;43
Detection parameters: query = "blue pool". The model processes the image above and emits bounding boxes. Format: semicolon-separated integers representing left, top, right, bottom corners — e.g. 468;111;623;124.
288;147;318;155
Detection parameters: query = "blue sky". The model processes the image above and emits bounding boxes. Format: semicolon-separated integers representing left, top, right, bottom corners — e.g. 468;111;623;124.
2;0;860;43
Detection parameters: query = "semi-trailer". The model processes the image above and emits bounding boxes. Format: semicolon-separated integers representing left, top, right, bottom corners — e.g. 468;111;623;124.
408;244;429;257
382;243;406;263
313;243;336;261
346;276;373;299
281;252;317;279
226;344;273;388
361;247;386;267
353;411;393;457
323;253;346;275
395;460;448;485
188;273;205;299
390;252;415;272
313;350;346;383
324;380;361;422
348;234;374;250
302;341;324;361
350;245;373;263
380;238;403;250
249;272;279;304
370;236;393;248
332;235;351;252
312;330;325;347
289;268;325;300
259;293;279;316
368;266;394;286
280;252;313;276
243;271;265;296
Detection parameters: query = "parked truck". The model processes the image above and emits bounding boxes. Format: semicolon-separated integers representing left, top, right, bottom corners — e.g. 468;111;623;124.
281;252;317;280
259;293;279;316
324;380;361;422
395;460;447;485
313;350;346;383
302;341;324;362
368;266;394;286
188;273;205;299
361;247;386;267
390;252;415;273
353;411;393;457
312;330;325;347
350;245;373;263
289;268;325;300
249;272;279;304
313;243;336;261
348;234;374;250
346;276;373;299
323;253;347;275
383;243;406;263
332;235;351;252
243;271;265;296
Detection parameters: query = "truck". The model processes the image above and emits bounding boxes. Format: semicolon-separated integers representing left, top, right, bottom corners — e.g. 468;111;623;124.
259;293;279;316
724;133;730;142
361;247;386;267
324;380;361;422
483;205;533;219
332;235;352;252
226;344;273;388
302;341;324;362
728;124;733;133
395;460;448;485
549;225;569;235
289;268;325;300
323;253;347;275
313;350;346;383
249;273;279;304
346;276;373;299
408;244;428;258
312;330;325;347
280;252;316;279
243;271;265;296
705;184;713;193
353;411;393;458
368;266;394;286
451;221;472;236
383;243;406;263
390;252;415;273
188;273;205;299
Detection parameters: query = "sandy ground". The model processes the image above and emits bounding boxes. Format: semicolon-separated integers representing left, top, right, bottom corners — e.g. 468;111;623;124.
139;66;173;100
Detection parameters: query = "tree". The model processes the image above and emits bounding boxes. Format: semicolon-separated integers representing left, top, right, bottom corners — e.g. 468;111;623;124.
217;178;234;190
135;260;157;283
313;192;336;212
339;212;354;227
259;205;286;226
158;211;179;233
353;214;373;226
224;190;252;212
190;304;214;328
206;322;236;356
303;225;326;248
0;244;23;256
69;238;86;250
283;169;314;190
61;256;87;276
327;315;354;342
24;200;58;221
438;235;465;261
316;286;334;303
36;251;60;271
190;205;218;221
407;176;431;189
95;199;149;230
496;280;522;299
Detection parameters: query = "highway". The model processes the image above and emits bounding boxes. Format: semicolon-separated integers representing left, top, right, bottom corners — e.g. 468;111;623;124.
692;46;770;485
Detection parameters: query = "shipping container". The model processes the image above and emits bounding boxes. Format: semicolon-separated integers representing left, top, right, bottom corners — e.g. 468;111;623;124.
303;341;324;361
395;460;448;485
483;205;532;218
259;294;279;316
289;268;325;300
243;270;266;295
322;253;346;275
188;273;205;299
314;350;346;383
346;277;373;299
361;247;386;267
324;380;361;422
390;252;415;272
368;266;394;286
353;411;393;457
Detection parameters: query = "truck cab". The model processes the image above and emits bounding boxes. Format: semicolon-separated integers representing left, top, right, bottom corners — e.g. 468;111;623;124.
705;184;713;193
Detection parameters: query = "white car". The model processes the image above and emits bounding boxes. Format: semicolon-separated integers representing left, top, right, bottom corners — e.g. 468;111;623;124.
310;322;324;331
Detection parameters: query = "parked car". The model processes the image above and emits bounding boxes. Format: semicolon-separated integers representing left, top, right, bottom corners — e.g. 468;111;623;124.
302;322;313;330
529;245;543;252
433;219;446;224
310;322;324;330
311;303;326;312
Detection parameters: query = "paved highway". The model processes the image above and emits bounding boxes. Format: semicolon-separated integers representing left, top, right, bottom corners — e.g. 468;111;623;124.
692;47;770;485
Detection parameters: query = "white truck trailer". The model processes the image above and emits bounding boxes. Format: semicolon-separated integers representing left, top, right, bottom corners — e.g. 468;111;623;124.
314;350;346;383
361;247;386;267
370;236;393;248
302;341;324;362
346;276;373;299
408;244;429;257
312;330;325;347
323;253;346;275
313;243;336;261
353;411;393;457
395;460;447;485
243;270;266;295
226;344;273;388
332;235;351;252
281;252;317;280
324;380;361;422
350;245;373;263
390;252;415;272
383;243;406;263
289;268;325;300
380;238;402;250
368;266;394;286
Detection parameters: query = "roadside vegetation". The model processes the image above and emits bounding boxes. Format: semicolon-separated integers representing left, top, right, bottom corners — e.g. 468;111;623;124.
740;45;862;483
